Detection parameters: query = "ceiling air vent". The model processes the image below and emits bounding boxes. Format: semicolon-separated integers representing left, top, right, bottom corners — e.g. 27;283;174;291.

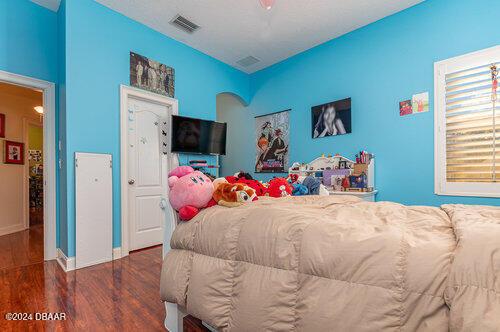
237;56;260;67
170;14;200;34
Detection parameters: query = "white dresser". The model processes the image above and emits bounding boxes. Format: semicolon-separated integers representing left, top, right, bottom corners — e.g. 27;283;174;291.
328;190;378;202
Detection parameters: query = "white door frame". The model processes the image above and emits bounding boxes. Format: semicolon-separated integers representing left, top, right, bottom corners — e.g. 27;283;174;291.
120;85;178;258
23;118;43;230
0;69;57;260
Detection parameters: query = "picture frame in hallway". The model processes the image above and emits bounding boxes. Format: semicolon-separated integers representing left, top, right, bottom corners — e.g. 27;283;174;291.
130;52;175;98
0;113;5;138
311;98;352;138
4;140;24;165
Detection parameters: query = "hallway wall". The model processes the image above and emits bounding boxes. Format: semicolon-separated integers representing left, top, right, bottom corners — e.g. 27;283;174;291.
0;83;42;236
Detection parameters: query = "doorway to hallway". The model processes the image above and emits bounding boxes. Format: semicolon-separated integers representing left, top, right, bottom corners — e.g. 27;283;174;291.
0;69;56;269
0;82;44;269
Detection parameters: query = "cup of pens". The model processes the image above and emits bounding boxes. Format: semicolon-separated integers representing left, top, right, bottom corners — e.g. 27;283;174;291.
356;150;373;164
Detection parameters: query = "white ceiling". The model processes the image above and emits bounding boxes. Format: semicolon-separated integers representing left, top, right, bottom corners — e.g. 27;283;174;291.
30;0;60;12
32;0;423;73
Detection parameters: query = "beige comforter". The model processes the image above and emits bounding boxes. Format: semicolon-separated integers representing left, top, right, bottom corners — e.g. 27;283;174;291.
442;204;500;331
160;196;500;331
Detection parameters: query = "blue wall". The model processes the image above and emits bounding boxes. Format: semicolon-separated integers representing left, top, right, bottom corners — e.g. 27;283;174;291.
62;0;250;256
0;0;58;83
230;0;499;206
0;0;61;247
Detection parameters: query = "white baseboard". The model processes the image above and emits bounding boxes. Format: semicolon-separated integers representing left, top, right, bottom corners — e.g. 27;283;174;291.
0;223;26;237
56;248;76;272
113;247;123;260
56;247;124;273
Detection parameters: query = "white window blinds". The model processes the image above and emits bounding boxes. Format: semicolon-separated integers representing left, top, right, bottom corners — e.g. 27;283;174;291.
445;63;498;183
435;46;500;197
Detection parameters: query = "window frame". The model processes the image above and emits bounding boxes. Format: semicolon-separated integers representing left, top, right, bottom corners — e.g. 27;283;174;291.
434;46;500;198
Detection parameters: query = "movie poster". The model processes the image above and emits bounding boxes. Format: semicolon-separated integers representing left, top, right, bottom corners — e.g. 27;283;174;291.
255;110;290;173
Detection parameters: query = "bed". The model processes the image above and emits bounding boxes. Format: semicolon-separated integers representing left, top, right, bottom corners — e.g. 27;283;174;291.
160;196;500;331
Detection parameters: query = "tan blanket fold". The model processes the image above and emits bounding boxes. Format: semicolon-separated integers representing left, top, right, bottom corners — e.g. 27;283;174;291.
161;196;459;331
442;204;500;332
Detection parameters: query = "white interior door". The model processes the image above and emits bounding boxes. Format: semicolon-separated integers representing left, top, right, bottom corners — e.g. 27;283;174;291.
127;97;170;251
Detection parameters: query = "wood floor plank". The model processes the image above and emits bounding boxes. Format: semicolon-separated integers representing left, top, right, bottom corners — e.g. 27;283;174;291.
0;225;44;271
0;237;14;270
0;247;166;331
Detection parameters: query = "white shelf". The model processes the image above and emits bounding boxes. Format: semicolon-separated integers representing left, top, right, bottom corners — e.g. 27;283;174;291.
328;190;378;202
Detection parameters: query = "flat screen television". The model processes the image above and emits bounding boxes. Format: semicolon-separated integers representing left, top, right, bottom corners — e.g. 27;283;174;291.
171;115;227;155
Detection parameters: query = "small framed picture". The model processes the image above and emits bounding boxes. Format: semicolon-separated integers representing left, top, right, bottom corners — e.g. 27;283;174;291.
399;99;412;116
0;113;5;138
5;141;24;165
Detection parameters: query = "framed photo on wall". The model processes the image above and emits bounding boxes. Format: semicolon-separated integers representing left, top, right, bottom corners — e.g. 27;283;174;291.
255;110;290;173
130;52;175;98
0;113;5;138
4;141;24;165
311;97;352;138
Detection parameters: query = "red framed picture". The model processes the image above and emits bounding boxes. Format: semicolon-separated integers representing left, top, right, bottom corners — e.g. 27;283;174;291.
4;141;24;165
0;113;5;138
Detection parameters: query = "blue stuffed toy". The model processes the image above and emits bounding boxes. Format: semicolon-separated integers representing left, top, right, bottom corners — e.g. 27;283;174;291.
292;183;309;196
302;176;322;195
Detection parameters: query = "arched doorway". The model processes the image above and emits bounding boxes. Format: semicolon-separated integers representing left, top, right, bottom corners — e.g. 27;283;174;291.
216;92;250;177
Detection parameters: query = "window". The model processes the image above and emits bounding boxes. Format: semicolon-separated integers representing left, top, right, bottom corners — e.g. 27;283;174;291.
435;46;499;197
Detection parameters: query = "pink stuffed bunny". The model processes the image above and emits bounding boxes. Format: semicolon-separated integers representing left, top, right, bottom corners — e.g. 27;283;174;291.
168;166;215;221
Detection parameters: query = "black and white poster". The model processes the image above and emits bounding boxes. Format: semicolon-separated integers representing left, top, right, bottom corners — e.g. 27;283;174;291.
130;52;175;97
311;97;351;138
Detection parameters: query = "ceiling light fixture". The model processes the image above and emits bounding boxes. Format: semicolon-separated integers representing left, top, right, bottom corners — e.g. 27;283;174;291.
34;106;44;123
260;0;275;10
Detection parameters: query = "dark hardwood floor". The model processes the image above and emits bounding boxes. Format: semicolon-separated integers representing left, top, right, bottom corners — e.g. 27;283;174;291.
0;246;166;331
0;225;44;271
29;207;44;227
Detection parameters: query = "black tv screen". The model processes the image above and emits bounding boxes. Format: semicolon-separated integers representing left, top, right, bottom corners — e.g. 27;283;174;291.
171;115;227;155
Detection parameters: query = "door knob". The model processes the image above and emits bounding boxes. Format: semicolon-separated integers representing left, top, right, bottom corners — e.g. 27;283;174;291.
160;198;168;210
128;179;135;185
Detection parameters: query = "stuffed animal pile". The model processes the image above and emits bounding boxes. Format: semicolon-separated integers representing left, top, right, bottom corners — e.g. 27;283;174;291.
168;167;329;222
168;167;259;221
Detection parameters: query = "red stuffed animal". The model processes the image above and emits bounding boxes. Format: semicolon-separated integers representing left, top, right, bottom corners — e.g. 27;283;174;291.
267;177;292;198
226;172;267;196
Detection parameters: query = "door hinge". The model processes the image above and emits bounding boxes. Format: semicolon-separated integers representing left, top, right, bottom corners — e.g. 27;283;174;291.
75;158;78;167
110;159;113;168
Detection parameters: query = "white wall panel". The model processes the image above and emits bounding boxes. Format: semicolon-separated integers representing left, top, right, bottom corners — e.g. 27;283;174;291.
75;152;113;269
